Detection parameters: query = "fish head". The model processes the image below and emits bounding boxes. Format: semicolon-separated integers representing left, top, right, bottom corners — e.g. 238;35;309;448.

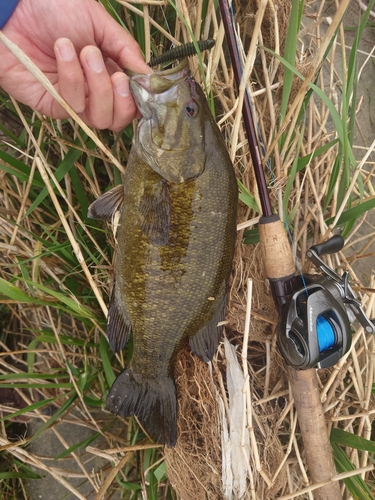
130;60;206;184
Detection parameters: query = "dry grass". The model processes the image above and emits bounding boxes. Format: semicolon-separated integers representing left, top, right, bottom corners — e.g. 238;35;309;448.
1;0;375;498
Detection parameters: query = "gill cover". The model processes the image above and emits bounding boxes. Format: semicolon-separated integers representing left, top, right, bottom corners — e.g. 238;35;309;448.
130;60;206;184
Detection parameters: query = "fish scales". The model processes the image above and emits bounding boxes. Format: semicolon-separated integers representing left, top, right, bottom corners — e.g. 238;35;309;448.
120;136;234;377
88;60;237;447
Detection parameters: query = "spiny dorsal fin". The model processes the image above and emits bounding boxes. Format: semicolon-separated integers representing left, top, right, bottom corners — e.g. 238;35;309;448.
88;185;124;221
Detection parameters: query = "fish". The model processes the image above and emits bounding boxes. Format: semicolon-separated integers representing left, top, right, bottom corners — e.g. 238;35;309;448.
88;60;238;447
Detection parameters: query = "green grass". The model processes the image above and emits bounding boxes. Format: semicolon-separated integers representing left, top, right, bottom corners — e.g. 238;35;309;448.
0;82;168;498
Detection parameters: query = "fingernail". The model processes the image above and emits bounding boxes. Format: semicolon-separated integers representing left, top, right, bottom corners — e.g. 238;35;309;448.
86;48;103;73
114;75;130;97
56;38;75;62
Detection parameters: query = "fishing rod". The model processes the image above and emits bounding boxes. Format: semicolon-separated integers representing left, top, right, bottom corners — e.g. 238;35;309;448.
218;1;374;498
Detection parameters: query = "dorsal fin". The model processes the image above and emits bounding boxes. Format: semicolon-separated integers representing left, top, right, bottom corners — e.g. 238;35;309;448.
88;185;124;221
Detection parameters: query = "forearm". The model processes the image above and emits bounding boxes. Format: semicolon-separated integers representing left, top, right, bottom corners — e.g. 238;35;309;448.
0;0;20;29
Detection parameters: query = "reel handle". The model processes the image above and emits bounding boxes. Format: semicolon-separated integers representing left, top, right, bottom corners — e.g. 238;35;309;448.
309;235;344;256
307;236;375;334
306;235;343;283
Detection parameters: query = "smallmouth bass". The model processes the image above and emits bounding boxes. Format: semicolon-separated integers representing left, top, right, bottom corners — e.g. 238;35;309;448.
88;60;237;447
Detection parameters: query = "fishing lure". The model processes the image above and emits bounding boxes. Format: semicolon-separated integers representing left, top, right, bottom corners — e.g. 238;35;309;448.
148;39;215;67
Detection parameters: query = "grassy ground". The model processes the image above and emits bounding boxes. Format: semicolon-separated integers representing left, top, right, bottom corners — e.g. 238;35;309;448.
1;0;375;498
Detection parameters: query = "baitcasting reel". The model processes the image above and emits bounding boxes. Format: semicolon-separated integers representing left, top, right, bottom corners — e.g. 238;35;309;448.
278;235;375;370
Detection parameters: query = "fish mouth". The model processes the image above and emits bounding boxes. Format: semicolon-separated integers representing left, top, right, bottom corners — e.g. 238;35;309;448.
130;60;189;105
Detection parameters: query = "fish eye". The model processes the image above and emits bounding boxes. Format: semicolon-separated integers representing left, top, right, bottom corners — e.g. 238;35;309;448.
186;99;199;118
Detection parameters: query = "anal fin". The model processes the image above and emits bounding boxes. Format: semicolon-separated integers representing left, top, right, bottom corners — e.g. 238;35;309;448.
189;284;227;362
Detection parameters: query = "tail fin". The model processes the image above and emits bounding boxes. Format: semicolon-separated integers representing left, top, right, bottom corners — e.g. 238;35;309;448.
106;368;177;447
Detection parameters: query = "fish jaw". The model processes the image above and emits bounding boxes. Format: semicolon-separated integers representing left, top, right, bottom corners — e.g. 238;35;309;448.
130;63;206;184
130;61;190;117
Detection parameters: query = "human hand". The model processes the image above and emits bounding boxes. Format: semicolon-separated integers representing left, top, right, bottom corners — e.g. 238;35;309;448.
0;0;151;131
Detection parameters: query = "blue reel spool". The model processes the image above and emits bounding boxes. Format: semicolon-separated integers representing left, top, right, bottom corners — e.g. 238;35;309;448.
316;315;336;352
278;279;352;370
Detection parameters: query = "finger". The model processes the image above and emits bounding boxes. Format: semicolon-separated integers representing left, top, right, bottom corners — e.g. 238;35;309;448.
92;3;151;74
108;35;152;75
80;45;114;130
110;72;138;132
104;57;121;77
54;38;86;114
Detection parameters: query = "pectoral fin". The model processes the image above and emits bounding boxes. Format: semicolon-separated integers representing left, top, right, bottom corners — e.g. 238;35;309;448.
107;282;132;353
139;179;170;245
88;185;124;221
189;284;227;362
